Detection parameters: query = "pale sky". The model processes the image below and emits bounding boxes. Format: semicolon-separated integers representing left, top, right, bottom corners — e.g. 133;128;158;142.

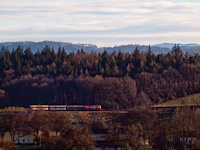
0;0;200;47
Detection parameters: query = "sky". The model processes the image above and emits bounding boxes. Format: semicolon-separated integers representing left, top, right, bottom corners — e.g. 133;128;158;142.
0;0;200;47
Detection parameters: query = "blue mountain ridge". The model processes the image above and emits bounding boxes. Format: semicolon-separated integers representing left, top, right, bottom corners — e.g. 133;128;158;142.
0;41;200;54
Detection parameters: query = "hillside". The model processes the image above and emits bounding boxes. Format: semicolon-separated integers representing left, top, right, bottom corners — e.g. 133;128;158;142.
0;44;200;109
152;93;200;108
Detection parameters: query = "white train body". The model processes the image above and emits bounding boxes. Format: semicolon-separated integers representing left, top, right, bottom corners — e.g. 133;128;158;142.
30;105;101;111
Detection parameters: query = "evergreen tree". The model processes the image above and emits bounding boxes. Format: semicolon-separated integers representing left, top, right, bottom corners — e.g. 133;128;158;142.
34;50;41;65
117;51;124;76
132;47;142;74
146;45;153;64
172;44;182;55
23;47;33;74
0;46;12;70
102;50;109;69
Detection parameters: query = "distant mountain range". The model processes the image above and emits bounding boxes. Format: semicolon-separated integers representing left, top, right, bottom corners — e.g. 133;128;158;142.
153;43;200;49
0;41;200;54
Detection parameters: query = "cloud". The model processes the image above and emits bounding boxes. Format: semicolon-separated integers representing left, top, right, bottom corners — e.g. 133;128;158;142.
0;0;200;46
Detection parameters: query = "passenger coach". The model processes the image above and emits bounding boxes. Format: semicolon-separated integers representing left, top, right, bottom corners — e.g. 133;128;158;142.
30;105;101;111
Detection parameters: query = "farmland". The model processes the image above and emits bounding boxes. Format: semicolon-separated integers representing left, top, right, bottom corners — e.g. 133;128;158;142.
152;93;200;108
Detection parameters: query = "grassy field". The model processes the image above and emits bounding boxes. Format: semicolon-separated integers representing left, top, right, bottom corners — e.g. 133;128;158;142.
152;93;200;108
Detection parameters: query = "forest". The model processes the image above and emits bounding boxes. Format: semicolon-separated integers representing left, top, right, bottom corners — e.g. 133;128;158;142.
0;44;200;109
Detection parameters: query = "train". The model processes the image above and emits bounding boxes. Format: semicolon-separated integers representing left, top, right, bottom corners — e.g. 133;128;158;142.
30;105;101;111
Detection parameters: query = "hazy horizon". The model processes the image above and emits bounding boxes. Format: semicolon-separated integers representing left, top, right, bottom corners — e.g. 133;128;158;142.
0;40;199;48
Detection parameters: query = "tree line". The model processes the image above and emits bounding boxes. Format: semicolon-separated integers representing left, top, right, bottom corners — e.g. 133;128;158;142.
0;44;200;108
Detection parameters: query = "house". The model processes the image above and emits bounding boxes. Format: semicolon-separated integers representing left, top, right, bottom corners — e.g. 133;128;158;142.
3;131;34;144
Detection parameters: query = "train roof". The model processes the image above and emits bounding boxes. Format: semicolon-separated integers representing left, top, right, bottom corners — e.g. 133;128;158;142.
30;105;101;107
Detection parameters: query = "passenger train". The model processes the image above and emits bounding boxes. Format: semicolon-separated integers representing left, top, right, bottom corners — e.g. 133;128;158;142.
30;105;101;111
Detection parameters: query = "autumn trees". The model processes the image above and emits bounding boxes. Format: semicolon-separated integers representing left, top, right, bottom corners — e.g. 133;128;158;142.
123;124;143;149
39;112;94;150
0;112;95;150
2;75;141;110
121;107;200;149
0;44;200;108
0;113;31;150
150;107;200;150
1;107;200;149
